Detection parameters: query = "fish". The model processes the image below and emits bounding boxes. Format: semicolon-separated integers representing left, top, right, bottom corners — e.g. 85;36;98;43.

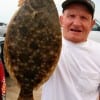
4;0;62;100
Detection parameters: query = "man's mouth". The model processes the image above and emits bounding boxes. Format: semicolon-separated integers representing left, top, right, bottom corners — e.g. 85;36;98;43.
70;29;82;32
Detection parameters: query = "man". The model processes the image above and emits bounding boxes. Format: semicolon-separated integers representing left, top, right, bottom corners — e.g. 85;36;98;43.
41;0;100;100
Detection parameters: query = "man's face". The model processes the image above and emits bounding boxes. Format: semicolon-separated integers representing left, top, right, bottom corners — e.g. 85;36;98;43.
60;3;95;43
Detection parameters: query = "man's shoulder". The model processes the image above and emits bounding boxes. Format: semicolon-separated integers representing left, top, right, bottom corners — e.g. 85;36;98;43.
88;39;100;50
88;39;100;45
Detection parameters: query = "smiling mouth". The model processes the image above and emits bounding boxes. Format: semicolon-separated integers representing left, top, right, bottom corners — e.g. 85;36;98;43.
70;29;82;32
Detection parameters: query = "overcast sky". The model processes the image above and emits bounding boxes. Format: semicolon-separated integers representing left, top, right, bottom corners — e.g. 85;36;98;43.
0;0;100;23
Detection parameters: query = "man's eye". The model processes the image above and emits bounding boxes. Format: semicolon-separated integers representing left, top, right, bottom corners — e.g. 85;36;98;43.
81;16;88;20
69;15;75;18
66;15;75;19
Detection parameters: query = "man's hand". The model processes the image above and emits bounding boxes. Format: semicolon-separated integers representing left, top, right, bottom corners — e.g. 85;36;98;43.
18;0;24;6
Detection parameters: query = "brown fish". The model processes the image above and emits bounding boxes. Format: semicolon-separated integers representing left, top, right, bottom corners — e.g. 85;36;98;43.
4;0;62;100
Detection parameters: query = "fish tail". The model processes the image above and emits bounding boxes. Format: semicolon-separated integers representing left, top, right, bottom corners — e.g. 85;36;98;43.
17;94;34;100
17;88;34;100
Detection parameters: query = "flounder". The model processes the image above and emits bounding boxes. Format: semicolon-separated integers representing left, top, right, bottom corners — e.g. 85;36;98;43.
4;0;62;100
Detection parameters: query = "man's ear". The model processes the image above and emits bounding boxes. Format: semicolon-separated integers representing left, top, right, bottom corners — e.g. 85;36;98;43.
59;15;64;27
91;19;95;28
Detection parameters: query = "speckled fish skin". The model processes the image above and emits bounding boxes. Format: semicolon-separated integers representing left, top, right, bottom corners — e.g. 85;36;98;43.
4;0;62;100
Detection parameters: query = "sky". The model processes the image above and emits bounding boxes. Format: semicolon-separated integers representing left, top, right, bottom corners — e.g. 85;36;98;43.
0;0;100;23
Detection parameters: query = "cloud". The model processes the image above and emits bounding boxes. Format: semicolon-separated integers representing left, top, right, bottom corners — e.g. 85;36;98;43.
0;0;18;23
54;0;64;15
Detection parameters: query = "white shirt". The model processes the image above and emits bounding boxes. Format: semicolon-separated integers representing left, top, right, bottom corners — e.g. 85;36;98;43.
41;37;100;100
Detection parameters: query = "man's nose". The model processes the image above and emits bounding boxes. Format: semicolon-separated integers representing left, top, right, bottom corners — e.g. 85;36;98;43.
73;18;82;26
